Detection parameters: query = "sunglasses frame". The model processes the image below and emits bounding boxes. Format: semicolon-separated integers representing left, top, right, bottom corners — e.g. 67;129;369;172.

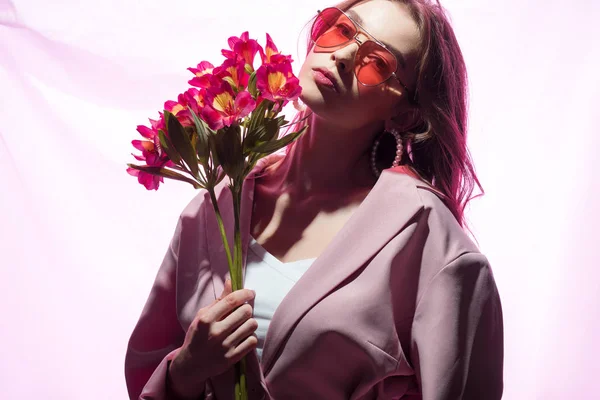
312;7;416;102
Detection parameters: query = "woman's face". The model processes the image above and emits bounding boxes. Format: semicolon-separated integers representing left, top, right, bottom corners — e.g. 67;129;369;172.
298;0;421;130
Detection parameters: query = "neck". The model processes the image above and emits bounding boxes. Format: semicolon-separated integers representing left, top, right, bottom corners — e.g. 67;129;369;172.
263;112;383;201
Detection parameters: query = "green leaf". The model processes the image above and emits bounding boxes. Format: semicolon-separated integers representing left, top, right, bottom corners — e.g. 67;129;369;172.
184;125;196;138
275;115;287;126
248;71;258;98
222;76;238;92
215;167;227;186
252;126;308;154
212;124;245;180
262;118;282;143
127;163;203;189
248;100;271;133
165;110;199;180
243;108;288;154
243;125;266;155
207;133;220;170
157;129;182;165
243;100;271;152
188;107;211;169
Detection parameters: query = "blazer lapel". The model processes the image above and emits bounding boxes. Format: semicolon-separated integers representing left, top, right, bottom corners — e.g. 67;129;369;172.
260;165;425;376
204;157;425;391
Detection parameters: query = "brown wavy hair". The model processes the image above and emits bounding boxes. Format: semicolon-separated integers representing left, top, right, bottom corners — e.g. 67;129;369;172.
281;0;484;232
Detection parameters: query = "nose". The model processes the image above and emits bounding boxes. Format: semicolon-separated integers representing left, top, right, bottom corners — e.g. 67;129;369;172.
330;32;369;72
330;44;356;72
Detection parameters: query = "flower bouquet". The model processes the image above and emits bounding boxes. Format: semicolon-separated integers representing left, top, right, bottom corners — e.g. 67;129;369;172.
126;31;308;400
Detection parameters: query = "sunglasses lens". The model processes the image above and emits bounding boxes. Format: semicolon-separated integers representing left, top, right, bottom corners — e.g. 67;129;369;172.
312;8;356;47
355;41;397;85
311;8;398;86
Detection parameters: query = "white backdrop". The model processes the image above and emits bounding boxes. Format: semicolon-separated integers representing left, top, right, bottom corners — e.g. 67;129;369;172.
1;0;599;398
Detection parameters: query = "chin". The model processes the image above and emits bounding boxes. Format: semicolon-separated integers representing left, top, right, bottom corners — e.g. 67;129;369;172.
298;77;331;108
298;82;321;106
298;90;328;117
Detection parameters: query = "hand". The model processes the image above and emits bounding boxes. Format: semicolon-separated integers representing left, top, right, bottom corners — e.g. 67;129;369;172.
168;279;258;399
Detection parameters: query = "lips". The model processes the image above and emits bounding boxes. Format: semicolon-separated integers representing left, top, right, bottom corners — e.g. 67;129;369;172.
312;68;339;92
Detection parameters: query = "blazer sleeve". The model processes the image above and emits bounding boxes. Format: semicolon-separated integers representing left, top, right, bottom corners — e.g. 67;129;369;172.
409;252;504;400
124;214;216;400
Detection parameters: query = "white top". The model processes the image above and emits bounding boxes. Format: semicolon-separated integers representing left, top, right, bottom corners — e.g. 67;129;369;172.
244;236;317;362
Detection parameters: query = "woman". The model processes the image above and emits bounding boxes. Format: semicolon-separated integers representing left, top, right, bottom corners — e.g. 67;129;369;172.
125;0;504;399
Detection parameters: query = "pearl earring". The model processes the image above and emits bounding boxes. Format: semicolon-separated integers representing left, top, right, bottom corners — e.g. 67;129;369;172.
370;128;404;178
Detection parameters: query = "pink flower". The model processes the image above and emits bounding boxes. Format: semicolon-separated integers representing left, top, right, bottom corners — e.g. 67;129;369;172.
188;61;215;88
164;88;206;127
132;120;168;166
126;167;164;190
164;100;191;127
127;115;177;190
183;88;205;110
221;31;262;72
255;61;301;105
213;58;249;90
201;81;256;130
258;33;293;65
149;115;166;132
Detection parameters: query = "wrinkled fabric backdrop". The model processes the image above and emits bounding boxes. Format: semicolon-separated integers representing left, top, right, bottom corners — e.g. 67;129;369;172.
1;0;599;399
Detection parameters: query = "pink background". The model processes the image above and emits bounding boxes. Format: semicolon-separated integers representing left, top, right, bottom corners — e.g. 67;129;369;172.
1;0;599;398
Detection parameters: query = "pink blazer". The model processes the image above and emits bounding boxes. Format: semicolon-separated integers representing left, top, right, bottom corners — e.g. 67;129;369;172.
125;153;504;400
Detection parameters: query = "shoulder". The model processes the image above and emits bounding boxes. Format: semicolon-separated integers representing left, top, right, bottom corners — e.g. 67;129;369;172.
386;165;482;268
416;185;481;257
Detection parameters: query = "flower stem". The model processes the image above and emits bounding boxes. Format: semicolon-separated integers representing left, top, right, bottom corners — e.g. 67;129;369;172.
231;182;248;400
231;183;243;291
209;181;248;400
208;188;233;274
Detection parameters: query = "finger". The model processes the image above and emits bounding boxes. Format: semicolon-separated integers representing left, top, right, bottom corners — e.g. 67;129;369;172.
206;279;233;313
218;279;232;300
210;289;255;321
216;303;254;336
219;301;253;327
226;334;258;365
217;296;254;325
206;298;219;309
222;316;258;348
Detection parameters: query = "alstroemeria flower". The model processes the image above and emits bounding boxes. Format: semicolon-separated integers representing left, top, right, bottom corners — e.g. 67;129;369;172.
126;167;164;190
213;58;249;90
256;61;301;105
130;121;170;166
258;33;293;65
188;61;215;88
149;114;166;133
200;81;256;130
182;87;205;113
127;118;176;190
164;99;191;126
164;88;206;127
221;31;262;72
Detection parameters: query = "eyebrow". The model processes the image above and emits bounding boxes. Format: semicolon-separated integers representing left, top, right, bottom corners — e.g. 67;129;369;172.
346;9;407;69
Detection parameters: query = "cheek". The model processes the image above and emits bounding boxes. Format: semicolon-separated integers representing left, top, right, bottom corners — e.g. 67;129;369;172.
298;62;312;86
354;86;397;116
297;68;319;101
297;54;323;94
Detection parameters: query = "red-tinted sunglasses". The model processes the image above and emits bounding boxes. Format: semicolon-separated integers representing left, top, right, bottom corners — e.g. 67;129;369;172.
311;7;417;103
